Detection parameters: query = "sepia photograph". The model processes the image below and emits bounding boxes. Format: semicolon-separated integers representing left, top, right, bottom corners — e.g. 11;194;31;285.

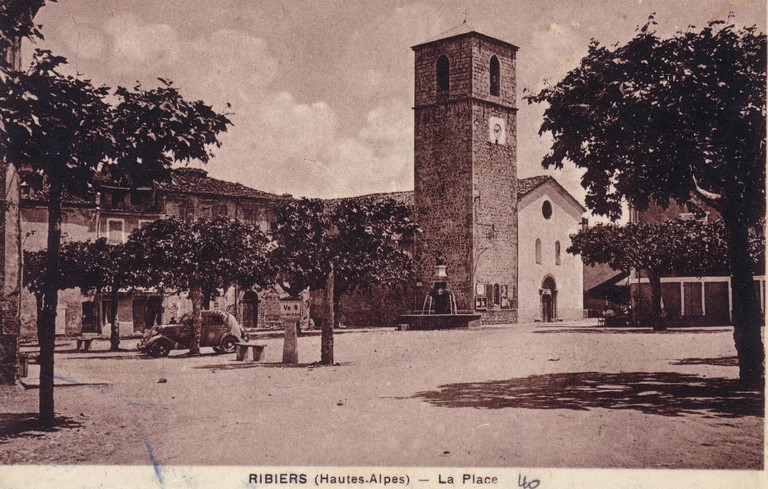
0;1;765;487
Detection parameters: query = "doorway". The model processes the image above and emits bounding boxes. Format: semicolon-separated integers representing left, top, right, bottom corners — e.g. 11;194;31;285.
242;291;259;329
541;276;557;322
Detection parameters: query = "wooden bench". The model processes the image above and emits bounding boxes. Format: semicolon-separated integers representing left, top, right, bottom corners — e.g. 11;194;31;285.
75;335;100;351
235;343;267;362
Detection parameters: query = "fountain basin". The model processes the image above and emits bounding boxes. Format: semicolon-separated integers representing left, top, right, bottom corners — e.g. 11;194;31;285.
398;313;482;331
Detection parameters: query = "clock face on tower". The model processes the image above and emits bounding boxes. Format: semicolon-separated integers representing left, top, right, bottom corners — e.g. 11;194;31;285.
488;116;506;145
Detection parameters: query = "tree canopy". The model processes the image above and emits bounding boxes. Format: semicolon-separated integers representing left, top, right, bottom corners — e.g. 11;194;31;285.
528;17;766;385
127;216;273;354
527;18;766;223
569;218;764;327
1;0;233;421
271;197;418;364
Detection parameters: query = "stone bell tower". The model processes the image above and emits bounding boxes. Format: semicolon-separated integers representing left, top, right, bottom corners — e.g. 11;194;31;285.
412;23;518;324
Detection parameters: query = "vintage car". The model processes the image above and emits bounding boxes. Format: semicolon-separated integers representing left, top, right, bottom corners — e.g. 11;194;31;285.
139;311;248;357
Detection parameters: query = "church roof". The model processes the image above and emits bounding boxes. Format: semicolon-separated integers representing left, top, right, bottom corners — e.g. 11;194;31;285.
518;176;553;197
412;21;519;51
518;175;587;215
336;176;582;209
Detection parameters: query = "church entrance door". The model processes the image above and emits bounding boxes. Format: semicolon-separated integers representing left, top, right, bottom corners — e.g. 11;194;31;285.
541;276;557;322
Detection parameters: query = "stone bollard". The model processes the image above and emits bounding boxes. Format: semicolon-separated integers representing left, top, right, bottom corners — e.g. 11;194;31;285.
282;320;299;364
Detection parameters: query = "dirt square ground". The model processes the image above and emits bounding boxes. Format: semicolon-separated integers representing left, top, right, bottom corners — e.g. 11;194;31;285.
0;322;763;469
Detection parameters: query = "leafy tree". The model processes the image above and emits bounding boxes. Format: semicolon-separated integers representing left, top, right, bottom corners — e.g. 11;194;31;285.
0;0;52;59
271;197;418;365
527;18;766;386
70;238;150;351
127;216;272;355
569;219;763;329
1;2;231;423
23;241;85;331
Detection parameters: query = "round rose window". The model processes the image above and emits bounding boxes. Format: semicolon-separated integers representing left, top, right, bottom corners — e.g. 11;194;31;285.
542;200;553;219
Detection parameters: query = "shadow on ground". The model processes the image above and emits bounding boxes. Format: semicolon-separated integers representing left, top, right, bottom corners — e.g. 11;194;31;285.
194;362;353;370
535;328;729;335
0;413;82;443
410;372;763;418
673;356;739;367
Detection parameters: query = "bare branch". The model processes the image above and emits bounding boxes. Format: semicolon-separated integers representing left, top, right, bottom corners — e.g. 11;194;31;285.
690;168;722;207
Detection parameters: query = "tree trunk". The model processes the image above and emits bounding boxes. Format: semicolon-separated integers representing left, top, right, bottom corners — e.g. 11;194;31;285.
725;217;764;388
39;172;63;426
189;279;202;355
321;266;334;365
95;288;103;334
109;285;120;351
648;272;665;331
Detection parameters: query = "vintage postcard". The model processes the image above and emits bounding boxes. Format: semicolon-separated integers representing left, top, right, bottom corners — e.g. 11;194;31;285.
0;1;765;488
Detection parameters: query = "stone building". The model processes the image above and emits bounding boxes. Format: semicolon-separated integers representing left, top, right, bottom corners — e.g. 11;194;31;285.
412;23;519;324
19;167;283;338
0;151;22;383
629;200;765;325
0;25;26;383
331;175;586;327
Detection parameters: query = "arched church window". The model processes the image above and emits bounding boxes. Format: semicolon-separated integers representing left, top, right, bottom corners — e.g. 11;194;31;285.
535;239;542;264
437;55;450;92
555;241;561;265
490;55;500;96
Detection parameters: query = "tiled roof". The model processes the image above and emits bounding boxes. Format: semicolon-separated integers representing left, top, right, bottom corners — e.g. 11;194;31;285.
22;187;96;206
330;190;414;206
338;179;556;208
517;176;552;197
412;21;518;50
157;168;278;200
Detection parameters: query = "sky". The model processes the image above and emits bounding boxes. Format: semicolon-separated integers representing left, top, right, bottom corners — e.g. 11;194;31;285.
24;0;767;213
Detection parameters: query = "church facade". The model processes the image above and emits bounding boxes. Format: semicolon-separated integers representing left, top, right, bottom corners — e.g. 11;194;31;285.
517;176;586;323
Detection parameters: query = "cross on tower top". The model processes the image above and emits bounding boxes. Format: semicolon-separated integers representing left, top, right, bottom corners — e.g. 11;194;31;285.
462;10;469;24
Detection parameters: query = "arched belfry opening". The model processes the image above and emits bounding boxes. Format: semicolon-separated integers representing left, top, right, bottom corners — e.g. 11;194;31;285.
490;55;500;96
436;55;450;92
540;276;557;322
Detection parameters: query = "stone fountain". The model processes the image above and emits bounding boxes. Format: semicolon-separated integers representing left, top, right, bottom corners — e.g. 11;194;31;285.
398;259;481;330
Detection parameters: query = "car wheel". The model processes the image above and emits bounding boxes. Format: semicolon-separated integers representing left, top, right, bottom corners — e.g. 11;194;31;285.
149;339;172;357
219;335;238;353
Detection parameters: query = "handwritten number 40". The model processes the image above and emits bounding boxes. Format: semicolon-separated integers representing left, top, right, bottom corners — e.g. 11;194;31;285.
518;475;540;489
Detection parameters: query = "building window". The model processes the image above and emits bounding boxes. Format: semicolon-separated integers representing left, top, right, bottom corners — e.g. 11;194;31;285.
535;239;542;264
555;241;561;265
213;204;228;217
179;201;194;220
436;55;450;92
500;285;509;308
107;219;124;243
542;200;553;219
493;284;500;306
683;282;703;316
109;190;129;210
490;55;500;96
